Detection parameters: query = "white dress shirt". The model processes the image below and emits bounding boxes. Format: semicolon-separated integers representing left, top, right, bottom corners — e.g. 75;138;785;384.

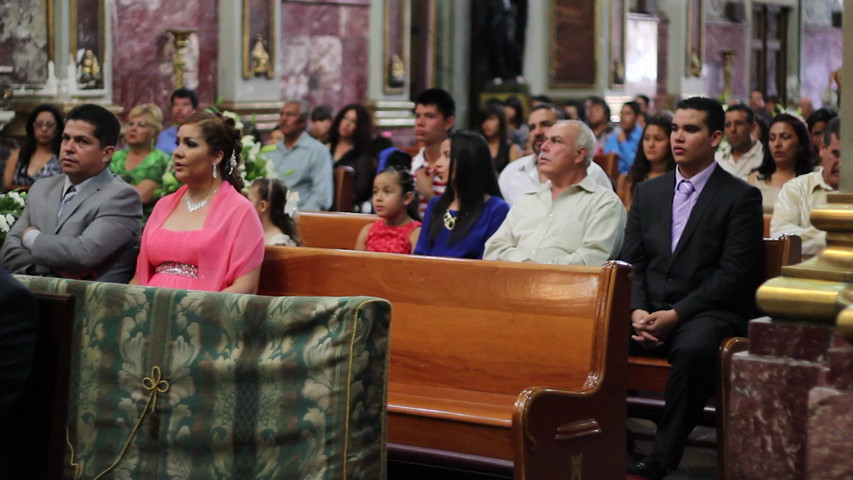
715;141;764;180
484;175;626;265
770;169;835;259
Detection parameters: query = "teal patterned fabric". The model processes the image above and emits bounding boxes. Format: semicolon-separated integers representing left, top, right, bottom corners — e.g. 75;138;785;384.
16;276;391;480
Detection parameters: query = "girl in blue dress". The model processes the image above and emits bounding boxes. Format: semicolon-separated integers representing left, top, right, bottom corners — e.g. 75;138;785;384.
414;130;509;259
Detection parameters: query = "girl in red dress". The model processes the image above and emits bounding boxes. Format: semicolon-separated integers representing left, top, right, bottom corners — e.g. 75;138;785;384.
355;165;421;254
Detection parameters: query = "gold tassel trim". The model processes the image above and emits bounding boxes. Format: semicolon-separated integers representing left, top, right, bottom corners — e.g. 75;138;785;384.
67;365;170;479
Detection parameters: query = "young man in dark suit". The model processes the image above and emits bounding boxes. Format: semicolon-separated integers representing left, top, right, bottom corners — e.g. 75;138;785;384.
620;97;764;479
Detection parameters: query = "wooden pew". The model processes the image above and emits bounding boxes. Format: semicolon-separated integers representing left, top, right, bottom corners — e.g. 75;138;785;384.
332;165;355;212
626;234;802;423
258;247;632;478
295;210;378;249
593;152;619;181
8;292;75;480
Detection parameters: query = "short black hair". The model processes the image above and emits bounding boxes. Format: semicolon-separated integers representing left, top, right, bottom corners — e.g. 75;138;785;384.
635;94;651;107
675;96;725;134
587;96;611;119
623;101;642;116
824;116;840;147
726;103;755;124
65;104;121;148
170;88;199;109
531;94;553;104
415;88;456;119
311;104;333;122
807;108;838;132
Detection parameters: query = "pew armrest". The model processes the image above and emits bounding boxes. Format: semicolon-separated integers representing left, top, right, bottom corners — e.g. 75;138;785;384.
512;386;626;480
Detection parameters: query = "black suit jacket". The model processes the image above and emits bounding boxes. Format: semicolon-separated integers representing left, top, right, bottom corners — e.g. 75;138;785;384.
0;268;38;475
620;164;764;323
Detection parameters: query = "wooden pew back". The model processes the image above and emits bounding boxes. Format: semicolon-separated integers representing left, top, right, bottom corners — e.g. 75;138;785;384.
260;246;623;396
295;211;378;249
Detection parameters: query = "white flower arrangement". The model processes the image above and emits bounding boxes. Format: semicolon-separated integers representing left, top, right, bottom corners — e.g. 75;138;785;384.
0;189;27;243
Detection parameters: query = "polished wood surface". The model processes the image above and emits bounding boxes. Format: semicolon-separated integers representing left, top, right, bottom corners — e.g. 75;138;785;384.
332;165;355;212
259;247;632;471
295;210;377;250
717;336;749;480
512;258;632;480
593;152;619;181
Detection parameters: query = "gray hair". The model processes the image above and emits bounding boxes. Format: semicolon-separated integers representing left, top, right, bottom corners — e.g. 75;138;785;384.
555;120;595;168
283;99;311;123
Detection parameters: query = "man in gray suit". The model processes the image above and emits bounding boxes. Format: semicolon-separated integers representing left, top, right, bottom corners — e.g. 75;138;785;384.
1;104;142;283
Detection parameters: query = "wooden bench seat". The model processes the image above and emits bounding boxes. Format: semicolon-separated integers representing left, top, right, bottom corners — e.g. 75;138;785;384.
259;246;632;478
295;210;377;249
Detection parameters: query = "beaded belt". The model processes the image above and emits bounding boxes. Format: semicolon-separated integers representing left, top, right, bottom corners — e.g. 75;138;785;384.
155;262;198;279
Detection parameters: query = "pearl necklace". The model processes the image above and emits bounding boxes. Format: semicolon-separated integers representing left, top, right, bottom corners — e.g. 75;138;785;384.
185;188;218;213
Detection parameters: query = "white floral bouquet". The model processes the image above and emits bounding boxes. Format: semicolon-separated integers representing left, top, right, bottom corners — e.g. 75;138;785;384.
0;189;27;244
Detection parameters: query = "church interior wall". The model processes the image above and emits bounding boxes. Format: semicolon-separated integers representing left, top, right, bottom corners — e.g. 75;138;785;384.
278;1;369;114
111;0;219;125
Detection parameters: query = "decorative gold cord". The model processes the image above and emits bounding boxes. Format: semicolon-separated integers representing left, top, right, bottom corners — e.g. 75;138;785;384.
67;366;170;480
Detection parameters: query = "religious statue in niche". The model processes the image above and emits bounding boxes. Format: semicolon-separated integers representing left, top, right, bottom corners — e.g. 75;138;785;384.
77;49;103;89
689;48;702;77
388;54;406;88
611;59;625;86
251;35;272;77
478;0;528;85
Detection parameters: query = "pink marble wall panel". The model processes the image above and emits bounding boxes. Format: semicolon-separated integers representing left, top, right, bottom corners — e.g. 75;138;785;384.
110;0;218;122
378;126;417;149
801;25;842;109
279;2;369;113
807;387;853;479
748;317;836;362
727;318;853;479
703;21;749;102
727;355;825;479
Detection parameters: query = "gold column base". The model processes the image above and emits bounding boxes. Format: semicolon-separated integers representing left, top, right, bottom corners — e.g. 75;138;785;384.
757;193;853;342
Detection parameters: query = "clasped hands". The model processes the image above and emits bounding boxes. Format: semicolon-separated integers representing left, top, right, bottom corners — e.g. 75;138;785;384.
631;308;680;349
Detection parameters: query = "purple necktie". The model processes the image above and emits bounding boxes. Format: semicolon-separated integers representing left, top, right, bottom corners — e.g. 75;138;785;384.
671;179;695;251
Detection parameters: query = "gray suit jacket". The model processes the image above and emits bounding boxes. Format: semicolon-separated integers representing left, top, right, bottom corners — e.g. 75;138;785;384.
1;167;142;283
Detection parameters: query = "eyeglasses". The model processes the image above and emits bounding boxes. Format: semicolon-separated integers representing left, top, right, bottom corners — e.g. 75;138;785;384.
127;121;150;129
34;121;56;130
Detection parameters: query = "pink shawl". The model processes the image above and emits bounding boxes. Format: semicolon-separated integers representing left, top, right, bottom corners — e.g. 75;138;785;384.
136;182;265;291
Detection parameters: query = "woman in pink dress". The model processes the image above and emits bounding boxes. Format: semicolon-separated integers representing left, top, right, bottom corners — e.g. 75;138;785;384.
131;112;264;293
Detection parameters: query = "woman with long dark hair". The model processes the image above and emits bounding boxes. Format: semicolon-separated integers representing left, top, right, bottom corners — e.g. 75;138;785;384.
747;113;815;213
617;114;676;209
504;95;528;152
478;101;521;173
414;130;509;259
327;103;375;211
3;104;64;190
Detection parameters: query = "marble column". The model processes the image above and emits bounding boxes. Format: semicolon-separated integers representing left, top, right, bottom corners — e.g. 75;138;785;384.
217;0;281;132
367;0;415;147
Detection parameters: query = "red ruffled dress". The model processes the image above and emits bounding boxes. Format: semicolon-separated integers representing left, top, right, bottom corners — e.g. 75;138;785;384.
364;219;421;254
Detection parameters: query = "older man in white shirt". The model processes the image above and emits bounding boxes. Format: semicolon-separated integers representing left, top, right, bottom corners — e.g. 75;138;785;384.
498;103;612;205
771;116;840;259
484;120;626;265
